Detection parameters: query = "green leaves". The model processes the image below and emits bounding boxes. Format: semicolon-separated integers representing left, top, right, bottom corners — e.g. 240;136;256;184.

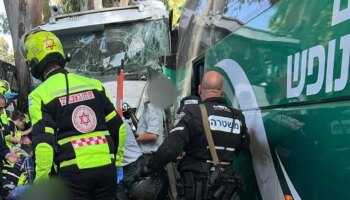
0;13;10;34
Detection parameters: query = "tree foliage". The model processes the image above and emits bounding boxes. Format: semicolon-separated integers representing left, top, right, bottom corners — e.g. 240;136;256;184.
4;0;44;112
167;0;185;27
0;13;10;34
0;10;15;65
43;0;51;23
102;0;114;7
268;0;333;47
52;0;85;12
0;36;14;64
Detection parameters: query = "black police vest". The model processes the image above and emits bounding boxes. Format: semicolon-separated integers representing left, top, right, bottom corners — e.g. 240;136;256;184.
179;98;247;173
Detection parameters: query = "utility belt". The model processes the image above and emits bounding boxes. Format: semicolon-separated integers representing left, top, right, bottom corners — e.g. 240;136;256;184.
178;161;231;173
177;171;211;200
123;156;142;171
176;163;245;200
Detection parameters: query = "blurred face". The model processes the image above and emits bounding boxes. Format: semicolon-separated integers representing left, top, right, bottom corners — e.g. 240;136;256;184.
14;118;26;130
21;136;32;145
0;99;5;114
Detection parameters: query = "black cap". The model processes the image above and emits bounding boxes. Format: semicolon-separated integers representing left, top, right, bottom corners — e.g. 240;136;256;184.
176;95;201;114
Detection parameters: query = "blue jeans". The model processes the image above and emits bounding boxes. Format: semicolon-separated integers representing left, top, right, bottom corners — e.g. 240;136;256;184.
6;185;30;200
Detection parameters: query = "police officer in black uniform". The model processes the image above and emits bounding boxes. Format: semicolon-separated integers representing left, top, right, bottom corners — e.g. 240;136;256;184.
140;70;249;200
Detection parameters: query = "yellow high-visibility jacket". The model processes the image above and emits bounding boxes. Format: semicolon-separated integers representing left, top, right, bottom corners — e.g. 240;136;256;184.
29;68;126;183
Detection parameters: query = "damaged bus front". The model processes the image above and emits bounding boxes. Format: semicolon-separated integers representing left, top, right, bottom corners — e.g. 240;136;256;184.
40;1;171;108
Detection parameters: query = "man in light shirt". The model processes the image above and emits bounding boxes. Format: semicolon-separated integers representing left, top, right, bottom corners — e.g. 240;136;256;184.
135;102;165;158
116;121;142;200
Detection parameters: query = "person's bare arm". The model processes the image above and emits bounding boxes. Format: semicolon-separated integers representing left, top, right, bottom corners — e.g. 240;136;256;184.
21;127;32;136
9;135;21;144
136;133;159;143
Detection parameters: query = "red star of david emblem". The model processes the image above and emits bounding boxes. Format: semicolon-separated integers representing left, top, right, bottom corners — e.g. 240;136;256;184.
44;37;56;50
79;112;91;126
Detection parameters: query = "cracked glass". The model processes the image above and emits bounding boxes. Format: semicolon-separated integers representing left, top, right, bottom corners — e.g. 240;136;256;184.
58;19;170;77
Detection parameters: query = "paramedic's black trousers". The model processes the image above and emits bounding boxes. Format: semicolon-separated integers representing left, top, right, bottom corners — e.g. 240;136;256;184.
60;164;116;200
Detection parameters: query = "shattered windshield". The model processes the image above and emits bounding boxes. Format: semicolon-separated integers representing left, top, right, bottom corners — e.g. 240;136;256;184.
58;19;170;77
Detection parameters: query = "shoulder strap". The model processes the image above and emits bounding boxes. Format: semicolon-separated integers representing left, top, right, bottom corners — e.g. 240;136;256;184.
199;104;219;166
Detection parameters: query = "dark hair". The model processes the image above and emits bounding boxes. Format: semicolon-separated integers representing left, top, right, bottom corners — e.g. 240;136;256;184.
21;143;34;154
0;93;5;101
11;111;26;121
